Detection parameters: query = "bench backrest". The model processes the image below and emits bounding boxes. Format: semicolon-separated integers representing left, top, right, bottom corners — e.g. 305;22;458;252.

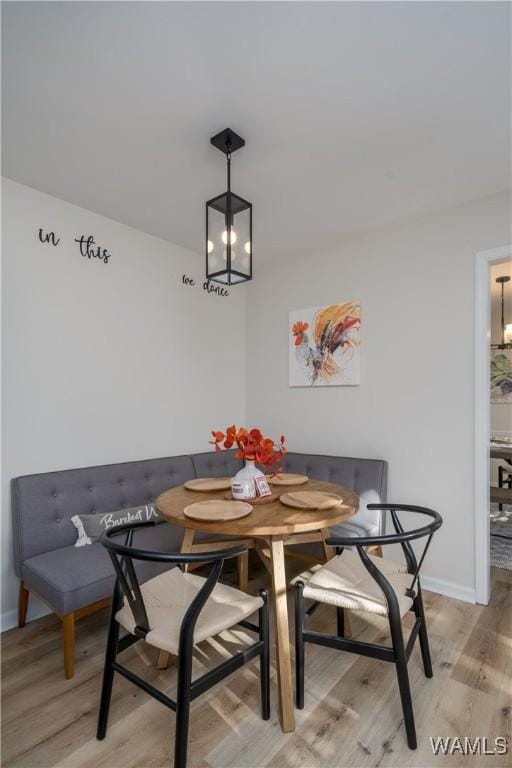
283;452;388;533
11;455;196;575
12;450;386;574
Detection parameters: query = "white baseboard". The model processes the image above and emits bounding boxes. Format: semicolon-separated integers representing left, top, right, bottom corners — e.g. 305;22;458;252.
421;575;476;604
1;601;52;633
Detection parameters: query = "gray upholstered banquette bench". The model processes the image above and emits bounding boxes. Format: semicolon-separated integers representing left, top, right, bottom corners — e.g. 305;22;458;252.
12;450;387;678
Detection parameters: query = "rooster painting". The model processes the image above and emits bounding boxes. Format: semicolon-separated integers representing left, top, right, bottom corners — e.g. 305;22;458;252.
289;302;361;386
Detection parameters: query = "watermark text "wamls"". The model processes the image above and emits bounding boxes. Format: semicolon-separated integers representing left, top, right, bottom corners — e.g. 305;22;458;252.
431;737;508;756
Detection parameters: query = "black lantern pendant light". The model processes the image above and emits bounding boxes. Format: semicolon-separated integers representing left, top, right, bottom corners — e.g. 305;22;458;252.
491;275;512;350
206;128;252;285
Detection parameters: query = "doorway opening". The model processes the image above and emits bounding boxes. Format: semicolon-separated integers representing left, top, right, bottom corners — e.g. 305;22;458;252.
475;245;512;604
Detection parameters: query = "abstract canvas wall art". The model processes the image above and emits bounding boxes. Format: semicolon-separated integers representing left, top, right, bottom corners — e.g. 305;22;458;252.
289;302;361;387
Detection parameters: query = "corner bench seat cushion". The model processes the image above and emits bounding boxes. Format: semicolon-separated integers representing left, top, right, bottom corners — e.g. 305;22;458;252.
302;551;412;617
329;518;379;539
116;569;263;655
22;523;185;615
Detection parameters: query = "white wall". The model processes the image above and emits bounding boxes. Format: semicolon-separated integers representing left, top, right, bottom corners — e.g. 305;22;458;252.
1;179;246;627
2;180;511;625
246;191;512;602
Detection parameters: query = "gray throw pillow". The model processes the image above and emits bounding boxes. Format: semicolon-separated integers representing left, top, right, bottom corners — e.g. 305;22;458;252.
71;504;163;547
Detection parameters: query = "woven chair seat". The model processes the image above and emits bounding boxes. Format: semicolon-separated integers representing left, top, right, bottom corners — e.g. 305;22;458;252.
116;568;262;654
302;550;413;617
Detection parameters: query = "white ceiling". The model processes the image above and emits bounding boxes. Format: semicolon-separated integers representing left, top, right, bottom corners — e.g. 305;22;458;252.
2;1;511;261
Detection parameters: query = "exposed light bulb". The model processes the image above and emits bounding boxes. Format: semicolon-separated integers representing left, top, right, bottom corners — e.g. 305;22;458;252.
207;240;214;253
221;229;237;245
244;241;251;254
505;324;512;343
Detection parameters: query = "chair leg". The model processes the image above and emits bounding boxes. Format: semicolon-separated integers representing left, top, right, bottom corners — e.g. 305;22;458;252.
343;609;352;638
97;602;121;740
336;606;345;637
388;607;417;750
259;588;270;720
157;650;170;669
175;641;193;768
294;582;305;710
238;551;249;592
18;581;29;628
414;586;433;678
498;467;504;511
333;552;351;637
62;613;75;680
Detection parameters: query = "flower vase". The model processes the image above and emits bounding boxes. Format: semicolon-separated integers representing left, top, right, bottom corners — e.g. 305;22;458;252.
231;460;264;500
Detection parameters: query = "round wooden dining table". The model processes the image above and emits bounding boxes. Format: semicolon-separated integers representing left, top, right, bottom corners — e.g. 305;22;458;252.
156;479;359;733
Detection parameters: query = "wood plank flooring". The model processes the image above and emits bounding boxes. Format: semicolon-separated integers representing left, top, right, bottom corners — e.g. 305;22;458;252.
1;561;511;768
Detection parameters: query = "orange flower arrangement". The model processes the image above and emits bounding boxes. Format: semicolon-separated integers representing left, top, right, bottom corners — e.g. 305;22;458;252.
210;426;286;472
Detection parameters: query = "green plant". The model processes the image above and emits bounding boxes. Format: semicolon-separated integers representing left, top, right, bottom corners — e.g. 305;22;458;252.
490;353;512;395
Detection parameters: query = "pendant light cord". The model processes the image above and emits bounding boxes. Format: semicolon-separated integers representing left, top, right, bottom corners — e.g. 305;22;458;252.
226;151;231;193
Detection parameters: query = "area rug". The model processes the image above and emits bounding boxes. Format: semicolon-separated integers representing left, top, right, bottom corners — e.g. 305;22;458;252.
490;503;512;570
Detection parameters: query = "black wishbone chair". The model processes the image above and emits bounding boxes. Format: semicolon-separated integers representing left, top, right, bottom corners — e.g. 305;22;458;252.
97;522;270;768
498;463;512;511
295;504;443;750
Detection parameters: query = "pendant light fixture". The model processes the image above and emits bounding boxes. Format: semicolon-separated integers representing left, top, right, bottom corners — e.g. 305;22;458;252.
206;128;252;285
491;275;512;350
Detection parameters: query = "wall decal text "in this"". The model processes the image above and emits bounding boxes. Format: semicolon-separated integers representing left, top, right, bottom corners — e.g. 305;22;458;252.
38;229;112;264
74;235;112;264
38;228;60;246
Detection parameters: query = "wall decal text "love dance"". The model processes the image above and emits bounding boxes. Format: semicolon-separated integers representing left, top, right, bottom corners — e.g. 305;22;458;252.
181;273;229;297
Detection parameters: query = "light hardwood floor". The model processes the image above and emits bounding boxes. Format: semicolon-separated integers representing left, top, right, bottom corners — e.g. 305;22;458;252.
1;561;511;768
